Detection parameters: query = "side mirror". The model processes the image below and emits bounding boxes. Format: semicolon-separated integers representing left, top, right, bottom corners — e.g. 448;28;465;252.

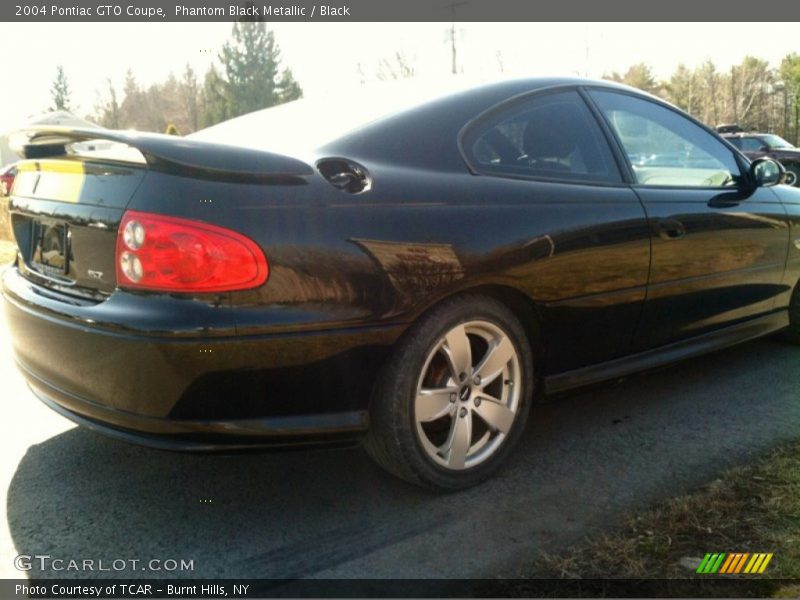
750;157;784;187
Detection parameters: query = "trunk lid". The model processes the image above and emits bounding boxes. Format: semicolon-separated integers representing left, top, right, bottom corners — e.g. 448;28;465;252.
10;158;146;299
6;126;313;301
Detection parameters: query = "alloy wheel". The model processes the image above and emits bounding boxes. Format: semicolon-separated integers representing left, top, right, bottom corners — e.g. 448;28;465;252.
414;320;522;470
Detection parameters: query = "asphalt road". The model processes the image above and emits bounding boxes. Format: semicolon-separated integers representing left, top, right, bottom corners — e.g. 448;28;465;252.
2;302;800;581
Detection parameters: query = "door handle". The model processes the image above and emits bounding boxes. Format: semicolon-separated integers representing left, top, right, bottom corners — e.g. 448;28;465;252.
656;218;686;240
707;197;742;208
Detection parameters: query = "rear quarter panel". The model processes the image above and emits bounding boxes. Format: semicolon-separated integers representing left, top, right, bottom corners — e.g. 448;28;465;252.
130;165;651;376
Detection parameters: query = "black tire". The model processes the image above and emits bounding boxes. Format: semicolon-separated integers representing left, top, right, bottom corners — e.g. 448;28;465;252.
364;294;534;490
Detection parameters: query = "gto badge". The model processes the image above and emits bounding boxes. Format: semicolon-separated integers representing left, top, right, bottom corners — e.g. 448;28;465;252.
87;270;104;280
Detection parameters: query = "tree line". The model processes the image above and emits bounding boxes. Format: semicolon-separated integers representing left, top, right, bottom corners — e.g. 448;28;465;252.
605;55;800;144
87;21;302;135
48;31;800;145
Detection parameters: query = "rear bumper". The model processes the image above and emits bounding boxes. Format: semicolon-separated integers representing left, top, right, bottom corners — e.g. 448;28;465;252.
24;362;366;450
3;267;400;449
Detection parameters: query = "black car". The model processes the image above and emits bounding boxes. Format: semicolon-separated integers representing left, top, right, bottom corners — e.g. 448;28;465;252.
720;129;800;186
2;78;797;490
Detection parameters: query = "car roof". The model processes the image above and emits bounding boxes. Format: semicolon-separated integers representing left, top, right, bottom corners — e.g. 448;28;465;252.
192;76;646;160
316;76;648;169
722;132;766;138
388;76;648;112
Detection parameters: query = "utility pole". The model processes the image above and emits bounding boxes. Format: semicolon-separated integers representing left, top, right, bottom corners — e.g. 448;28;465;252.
584;26;589;78
450;22;457;75
444;0;467;75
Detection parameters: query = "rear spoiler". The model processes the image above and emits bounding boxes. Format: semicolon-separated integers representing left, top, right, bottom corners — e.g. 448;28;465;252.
9;126;314;185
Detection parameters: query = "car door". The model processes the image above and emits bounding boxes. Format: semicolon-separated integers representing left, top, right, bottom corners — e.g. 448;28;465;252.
587;89;789;351
460;88;651;374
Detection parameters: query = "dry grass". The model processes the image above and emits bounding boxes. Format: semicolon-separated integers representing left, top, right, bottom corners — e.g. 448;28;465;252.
0;240;15;266
0;197;11;243
503;440;800;596
0;190;15;264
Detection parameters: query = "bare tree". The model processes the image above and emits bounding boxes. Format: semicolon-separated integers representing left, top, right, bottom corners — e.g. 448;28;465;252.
376;51;416;81
94;78;120;128
728;57;773;130
495;51;505;74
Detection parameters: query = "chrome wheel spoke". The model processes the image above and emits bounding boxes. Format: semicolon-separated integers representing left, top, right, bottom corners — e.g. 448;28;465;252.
474;395;515;434
475;335;514;385
416;387;456;422
443;325;472;381
441;410;472;469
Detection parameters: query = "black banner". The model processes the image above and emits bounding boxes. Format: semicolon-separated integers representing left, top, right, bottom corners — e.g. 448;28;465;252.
0;0;792;22
1;577;793;598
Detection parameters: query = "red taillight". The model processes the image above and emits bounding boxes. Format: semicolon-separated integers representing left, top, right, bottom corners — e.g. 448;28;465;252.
115;211;269;293
0;172;14;197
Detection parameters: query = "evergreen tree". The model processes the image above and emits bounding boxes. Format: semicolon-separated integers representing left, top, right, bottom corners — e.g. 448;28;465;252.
665;64;696;113
201;64;230;127
181;64;200;132
220;21;279;115
50;65;72;112
277;69;303;103
605;63;661;95
212;21;302;123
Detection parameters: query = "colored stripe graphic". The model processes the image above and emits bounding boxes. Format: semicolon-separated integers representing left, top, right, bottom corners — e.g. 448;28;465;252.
745;554;764;573
696;554;712;574
697;553;726;574
758;553;774;574
719;553;736;573
710;553;726;573
733;553;750;573
721;553;740;574
720;553;747;574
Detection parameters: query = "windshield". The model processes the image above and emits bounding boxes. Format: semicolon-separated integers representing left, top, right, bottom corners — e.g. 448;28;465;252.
762;134;794;149
188;77;490;155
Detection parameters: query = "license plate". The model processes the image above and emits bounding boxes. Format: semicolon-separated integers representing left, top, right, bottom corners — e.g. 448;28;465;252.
30;221;70;277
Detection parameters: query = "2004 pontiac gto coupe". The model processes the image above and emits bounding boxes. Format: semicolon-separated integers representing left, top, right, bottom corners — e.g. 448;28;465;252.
3;78;798;489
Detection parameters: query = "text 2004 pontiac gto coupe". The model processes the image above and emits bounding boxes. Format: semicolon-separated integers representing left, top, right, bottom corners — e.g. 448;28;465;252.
2;78;798;489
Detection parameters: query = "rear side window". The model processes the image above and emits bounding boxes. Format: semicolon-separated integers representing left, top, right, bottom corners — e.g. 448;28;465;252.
463;90;622;184
739;137;766;152
726;137;743;149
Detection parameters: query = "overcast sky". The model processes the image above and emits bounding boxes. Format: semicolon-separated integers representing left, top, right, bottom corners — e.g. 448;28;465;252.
2;22;799;133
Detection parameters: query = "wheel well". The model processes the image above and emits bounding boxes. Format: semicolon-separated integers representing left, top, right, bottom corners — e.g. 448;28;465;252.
414;284;547;372
472;285;544;359
365;284;549;415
